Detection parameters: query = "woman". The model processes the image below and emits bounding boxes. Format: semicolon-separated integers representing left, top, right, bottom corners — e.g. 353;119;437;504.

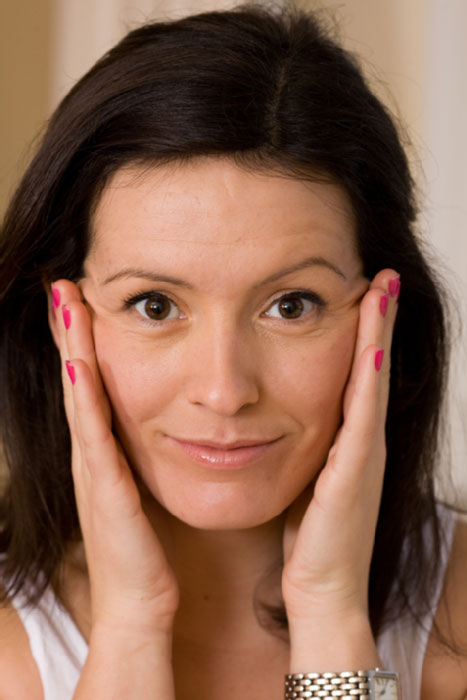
0;4;466;699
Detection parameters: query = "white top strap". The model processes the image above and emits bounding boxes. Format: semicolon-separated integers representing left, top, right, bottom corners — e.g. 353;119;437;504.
12;582;87;700
376;503;456;699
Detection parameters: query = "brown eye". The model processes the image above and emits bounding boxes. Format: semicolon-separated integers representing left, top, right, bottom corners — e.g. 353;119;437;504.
278;296;304;319
133;294;179;321
265;292;322;321
145;295;171;319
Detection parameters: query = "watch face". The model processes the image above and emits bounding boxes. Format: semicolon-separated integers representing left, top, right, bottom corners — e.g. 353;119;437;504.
373;674;399;700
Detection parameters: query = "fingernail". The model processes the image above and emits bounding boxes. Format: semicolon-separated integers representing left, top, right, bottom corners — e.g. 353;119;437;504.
62;305;71;330
65;361;75;385
51;285;60;309
379;294;389;317
389;276;401;300
375;349;384;372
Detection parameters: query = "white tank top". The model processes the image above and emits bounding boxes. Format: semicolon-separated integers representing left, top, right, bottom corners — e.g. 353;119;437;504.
5;504;456;700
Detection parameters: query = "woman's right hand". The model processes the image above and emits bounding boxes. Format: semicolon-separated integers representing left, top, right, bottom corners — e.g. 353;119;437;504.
51;279;179;638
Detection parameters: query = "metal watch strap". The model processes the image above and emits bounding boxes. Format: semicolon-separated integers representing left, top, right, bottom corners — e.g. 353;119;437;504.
285;671;371;698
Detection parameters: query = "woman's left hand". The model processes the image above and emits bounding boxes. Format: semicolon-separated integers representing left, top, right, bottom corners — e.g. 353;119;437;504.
281;269;400;663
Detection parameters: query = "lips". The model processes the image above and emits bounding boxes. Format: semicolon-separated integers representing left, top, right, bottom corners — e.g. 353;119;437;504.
165;435;282;469
173;437;280;450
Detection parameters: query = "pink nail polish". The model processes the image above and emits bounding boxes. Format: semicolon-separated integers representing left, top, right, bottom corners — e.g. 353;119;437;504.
65;361;75;385
375;349;384;372
62;305;71;330
389;277;401;300
379;294;389;317
51;285;60;309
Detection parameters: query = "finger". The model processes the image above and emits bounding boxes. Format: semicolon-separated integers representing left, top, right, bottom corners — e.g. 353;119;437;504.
50;280;79;430
51;280;92;516
353;269;398;367
318;343;385;506
344;269;399;415
379;274;400;408
67;358;145;527
51;279;107;504
61;296;110;423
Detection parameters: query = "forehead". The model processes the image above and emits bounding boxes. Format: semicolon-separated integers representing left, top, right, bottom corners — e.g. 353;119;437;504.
88;158;359;273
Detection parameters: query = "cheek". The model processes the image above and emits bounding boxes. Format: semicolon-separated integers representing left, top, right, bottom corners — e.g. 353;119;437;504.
92;321;184;423
265;328;357;426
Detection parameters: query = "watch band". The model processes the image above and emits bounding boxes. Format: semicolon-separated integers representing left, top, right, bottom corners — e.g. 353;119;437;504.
285;669;400;699
285;671;380;700
285;671;369;698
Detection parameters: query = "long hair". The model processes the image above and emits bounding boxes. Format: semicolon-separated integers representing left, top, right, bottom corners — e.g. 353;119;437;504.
0;3;451;641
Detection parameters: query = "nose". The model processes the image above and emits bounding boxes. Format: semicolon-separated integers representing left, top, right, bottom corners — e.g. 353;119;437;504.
184;319;260;416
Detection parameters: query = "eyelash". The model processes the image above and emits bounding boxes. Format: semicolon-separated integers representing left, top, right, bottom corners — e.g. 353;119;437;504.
123;289;325;325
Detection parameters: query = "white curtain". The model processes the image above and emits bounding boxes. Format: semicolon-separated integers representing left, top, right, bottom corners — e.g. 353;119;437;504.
422;0;467;505
49;0;277;108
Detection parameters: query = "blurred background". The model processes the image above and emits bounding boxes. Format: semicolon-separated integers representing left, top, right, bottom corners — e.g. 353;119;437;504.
1;0;466;504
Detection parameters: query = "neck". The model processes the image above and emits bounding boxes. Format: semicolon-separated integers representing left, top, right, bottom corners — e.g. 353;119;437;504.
147;502;287;651
57;497;287;652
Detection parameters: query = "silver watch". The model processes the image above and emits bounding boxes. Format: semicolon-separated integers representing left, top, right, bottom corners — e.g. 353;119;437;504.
285;669;400;699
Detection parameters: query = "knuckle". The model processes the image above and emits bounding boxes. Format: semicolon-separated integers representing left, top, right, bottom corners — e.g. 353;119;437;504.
360;288;385;317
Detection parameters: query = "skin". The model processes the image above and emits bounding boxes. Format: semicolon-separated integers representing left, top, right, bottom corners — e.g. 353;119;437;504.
48;157;402;696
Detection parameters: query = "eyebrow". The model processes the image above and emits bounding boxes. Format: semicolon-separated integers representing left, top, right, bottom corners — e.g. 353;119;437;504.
101;255;346;288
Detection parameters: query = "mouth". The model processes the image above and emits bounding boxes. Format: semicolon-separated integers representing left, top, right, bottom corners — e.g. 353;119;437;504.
165;435;283;469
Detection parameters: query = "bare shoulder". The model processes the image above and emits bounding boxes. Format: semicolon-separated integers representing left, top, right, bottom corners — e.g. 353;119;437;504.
0;584;44;700
421;517;467;700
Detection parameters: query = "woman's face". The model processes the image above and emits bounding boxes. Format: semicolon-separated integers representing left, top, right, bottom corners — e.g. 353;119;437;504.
80;158;368;530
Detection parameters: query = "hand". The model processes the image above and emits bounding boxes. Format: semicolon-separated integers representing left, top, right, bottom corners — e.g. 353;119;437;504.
51;279;179;637
282;269;400;624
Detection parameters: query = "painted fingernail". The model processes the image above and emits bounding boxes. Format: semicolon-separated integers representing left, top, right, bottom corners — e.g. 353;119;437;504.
62;305;71;330
375;349;384;372
389;276;401;300
65;361;75;385
379;294;389;317
51;285;60;309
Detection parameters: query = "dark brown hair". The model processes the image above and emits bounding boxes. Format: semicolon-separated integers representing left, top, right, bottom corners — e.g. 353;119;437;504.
0;3;452;642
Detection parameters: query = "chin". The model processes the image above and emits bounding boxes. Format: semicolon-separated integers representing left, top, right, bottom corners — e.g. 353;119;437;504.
145;481;286;531
171;507;280;531
131;444;313;532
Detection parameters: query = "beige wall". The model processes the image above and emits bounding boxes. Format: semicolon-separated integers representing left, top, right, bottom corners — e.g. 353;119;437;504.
0;0;54;217
297;0;428;148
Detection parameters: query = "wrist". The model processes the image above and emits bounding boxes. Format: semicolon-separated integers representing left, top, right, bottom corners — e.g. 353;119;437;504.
74;625;175;700
91;601;177;638
90;620;173;657
288;610;380;673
